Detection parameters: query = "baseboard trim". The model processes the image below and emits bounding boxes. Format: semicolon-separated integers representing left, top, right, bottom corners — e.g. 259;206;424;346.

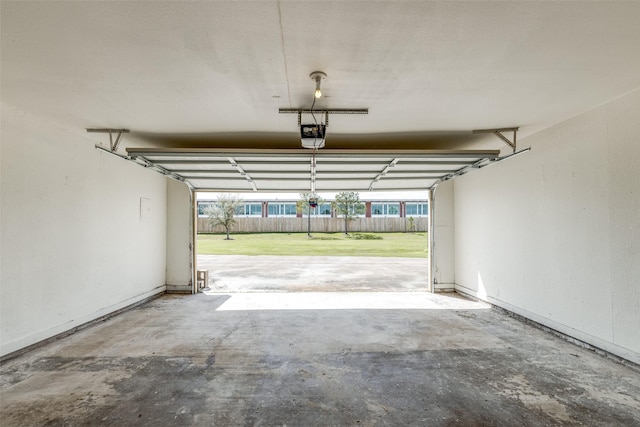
455;284;640;370
434;283;455;293
166;284;193;294
0;287;166;363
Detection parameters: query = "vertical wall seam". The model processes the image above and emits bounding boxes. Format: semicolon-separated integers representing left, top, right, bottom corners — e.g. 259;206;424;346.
276;0;292;107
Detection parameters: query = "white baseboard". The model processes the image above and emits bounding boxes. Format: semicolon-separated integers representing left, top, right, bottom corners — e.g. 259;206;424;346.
166;284;192;294
455;284;640;366
434;282;455;292
1;285;166;359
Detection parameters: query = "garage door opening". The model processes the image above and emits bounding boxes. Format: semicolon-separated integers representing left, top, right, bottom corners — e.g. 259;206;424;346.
195;190;431;293
124;147;506;295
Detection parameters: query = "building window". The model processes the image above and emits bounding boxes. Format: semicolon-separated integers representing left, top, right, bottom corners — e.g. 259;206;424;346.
235;203;262;217
371;202;400;217
405;202;429;217
248;203;263;216
268;202;297;217
198;201;215;217
312;203;332;217
199;201;262;217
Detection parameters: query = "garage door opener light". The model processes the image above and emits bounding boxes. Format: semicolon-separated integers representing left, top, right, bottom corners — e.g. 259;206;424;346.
310;71;326;99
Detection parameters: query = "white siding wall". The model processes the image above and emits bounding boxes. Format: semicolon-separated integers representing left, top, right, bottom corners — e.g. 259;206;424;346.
0;105;168;357
166;179;193;293
453;90;640;363
432;180;455;289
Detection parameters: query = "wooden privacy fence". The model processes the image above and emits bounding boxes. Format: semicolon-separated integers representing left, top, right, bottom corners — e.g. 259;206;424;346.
197;217;428;234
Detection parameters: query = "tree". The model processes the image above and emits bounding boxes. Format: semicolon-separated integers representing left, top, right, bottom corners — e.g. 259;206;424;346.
205;194;243;240
332;191;365;235
407;216;416;233
297;192;325;237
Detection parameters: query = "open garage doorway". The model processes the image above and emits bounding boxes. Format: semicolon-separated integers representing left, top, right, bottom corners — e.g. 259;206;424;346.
128;147;500;295
194;191;431;293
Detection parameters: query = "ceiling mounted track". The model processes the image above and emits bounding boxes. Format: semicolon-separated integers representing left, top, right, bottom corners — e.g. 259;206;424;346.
87;124;526;193
125;148;501;192
279;108;368;115
280;109;369;141
88;128;189;188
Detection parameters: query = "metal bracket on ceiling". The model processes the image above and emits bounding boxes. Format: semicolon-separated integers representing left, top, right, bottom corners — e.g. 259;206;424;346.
473;127;519;153
280;108;368;115
86;128;130;152
283;108;367;128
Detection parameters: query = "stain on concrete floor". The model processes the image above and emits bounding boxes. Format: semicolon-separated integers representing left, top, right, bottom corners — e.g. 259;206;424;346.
1;292;639;426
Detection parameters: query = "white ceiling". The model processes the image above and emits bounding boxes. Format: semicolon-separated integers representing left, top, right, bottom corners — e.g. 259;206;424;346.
2;1;640;186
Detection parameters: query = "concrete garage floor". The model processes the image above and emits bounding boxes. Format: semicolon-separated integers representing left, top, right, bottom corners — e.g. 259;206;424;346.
197;255;429;292
1;292;640;426
0;256;640;426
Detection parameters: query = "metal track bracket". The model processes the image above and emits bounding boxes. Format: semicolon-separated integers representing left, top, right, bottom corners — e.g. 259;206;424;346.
279;108;368;115
473;127;519;153
287;108;363;129
86;128;130;152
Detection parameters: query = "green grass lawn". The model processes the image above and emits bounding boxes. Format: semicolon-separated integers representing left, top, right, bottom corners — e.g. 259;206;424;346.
197;232;428;258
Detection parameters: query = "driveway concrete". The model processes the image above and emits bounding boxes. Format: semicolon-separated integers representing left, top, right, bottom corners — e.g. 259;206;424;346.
197;255;429;292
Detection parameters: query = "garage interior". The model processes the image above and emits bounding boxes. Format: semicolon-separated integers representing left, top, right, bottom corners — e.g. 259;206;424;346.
1;1;639;425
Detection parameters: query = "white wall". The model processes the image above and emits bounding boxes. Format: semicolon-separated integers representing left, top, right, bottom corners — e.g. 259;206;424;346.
166;179;193;293
431;180;455;290
453;90;640;363
0;104;168;357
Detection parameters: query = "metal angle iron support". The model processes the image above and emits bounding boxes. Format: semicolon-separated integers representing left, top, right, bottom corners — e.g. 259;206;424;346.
87;128;130;152
473;127;519;153
279;108;368;115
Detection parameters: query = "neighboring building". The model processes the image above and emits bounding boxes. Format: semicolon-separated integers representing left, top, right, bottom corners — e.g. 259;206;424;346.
197;199;429;233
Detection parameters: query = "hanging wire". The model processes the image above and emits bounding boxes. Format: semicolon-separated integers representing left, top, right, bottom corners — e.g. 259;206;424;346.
310;95;319;149
309;85;322;190
310;148;317;192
